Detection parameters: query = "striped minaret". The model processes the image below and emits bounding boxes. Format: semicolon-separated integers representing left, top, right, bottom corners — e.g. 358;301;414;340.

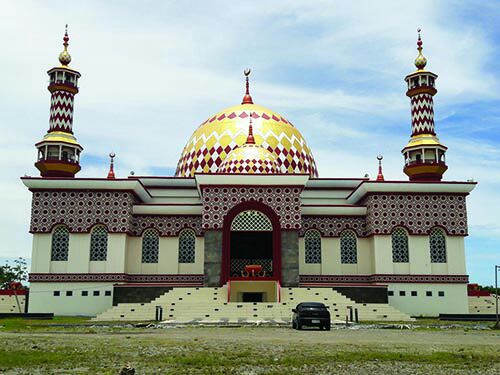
35;26;83;178
402;29;447;181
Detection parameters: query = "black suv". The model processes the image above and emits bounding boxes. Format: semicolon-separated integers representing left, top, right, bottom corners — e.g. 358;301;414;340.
292;302;331;330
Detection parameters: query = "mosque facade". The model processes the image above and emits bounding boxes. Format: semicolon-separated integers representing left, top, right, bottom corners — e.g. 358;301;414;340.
23;28;476;318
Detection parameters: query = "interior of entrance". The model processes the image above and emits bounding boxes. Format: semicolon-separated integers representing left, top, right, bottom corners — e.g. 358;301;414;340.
229;281;278;302
230;231;273;277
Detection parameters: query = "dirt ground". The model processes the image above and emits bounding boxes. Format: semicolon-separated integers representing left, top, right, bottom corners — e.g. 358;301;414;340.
0;324;499;374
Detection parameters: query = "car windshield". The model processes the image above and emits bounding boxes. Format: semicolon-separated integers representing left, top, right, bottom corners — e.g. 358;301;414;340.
300;303;326;309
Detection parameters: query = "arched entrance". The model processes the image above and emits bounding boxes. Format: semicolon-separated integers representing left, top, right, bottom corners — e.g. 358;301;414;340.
221;202;281;286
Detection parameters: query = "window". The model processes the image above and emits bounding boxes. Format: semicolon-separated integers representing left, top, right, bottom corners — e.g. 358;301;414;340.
51;225;69;261
231;210;272;231
429;228;447;263
388;291;394;296
426;291;432;297
93;291;100;296
141;228;159;263
304;229;322;264
399;291;406;296
53;291;60;297
438;291;445;297
340;230;357;264
392;228;409;263
178;229;196;263
90;225;108;261
81;291;88;296
105;291;112;297
411;291;417;297
66;291;73;296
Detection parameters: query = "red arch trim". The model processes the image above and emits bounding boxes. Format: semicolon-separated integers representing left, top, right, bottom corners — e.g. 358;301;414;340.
221;201;281;285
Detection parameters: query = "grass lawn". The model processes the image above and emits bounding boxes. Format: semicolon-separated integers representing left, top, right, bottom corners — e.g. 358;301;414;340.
0;318;499;374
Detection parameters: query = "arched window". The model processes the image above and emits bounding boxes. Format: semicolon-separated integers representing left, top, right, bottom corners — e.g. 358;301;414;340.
304;229;321;264
51;225;69;261
89;225;108;261
178;229;196;263
392;227;409;263
141;228;159;263
231;210;272;231
429;228;446;263
340;230;357;264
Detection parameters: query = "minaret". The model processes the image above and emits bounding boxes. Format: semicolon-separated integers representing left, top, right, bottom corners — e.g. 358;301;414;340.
402;29;447;181
35;25;83;177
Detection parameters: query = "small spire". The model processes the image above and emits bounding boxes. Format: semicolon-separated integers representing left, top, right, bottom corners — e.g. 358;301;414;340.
241;68;254;105
376;155;385;181
414;28;427;70
59;24;72;66
107;152;116;179
245;115;256;144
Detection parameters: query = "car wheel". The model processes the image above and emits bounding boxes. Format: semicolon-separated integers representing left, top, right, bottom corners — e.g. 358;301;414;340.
297;321;302;330
325;324;331;331
292;320;297;329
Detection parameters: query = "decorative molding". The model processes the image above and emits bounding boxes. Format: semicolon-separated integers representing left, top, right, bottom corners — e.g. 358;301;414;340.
300;216;367;237
30;190;135;233
201;186;302;230
299;274;469;284
131;215;203;236
28;273;205;284
363;193;468;236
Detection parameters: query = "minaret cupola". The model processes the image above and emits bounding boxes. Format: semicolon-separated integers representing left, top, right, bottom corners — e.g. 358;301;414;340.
35;25;83;178
402;29;447;181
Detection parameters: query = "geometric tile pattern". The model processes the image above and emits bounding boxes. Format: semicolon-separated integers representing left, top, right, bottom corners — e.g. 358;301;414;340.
49;91;75;133
178;229;196;263
300;216;367;237
201;186;302;230
391;227;409;263
340;230;357;264
217;144;281;174
363;194;468;236
231;210;273;231
89;225;108;261
304;229;321;264
175;104;318;177
131;215;203;237
429;227;447;263
50;225;69;261
30;191;135;233
411;93;435;136
29;273;205;284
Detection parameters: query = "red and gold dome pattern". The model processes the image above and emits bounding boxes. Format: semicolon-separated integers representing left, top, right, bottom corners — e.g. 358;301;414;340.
217;143;281;174
175;103;318;177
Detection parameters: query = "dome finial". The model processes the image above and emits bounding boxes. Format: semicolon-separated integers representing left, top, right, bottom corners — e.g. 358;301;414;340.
246;114;256;144
107;152;116;179
59;24;72;66
241;68;254;105
376;155;385;181
414;28;427;70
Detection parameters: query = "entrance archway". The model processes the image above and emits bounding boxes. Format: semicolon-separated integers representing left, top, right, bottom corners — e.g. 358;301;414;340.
221;202;281;285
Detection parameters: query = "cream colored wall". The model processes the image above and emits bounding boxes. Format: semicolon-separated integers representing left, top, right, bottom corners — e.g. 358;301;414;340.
28;282;115;316
387;283;468;316
0;294;26;313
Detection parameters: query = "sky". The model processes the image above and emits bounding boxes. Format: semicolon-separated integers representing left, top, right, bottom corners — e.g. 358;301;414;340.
0;1;499;285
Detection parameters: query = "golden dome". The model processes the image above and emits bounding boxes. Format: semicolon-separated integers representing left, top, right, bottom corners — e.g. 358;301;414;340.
175;103;318;177
218;143;280;174
59;25;72;66
414;28;427;70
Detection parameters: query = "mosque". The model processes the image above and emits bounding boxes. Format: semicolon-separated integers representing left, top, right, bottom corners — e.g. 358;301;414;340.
22;28;476;320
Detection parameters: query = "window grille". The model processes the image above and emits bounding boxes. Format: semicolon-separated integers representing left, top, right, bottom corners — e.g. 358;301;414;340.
304;229;321;264
178;229;196;263
340;230;357;264
51;225;69;261
231;210;272;231
89;225;108;261
392;227;409;263
429;228;447;263
141;228;159;263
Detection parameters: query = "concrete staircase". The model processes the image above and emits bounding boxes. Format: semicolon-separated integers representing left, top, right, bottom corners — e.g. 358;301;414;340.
93;285;413;322
468;294;498;314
